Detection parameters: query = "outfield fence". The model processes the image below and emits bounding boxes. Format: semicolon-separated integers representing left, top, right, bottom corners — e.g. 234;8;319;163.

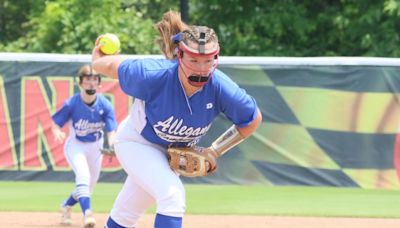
1;53;400;189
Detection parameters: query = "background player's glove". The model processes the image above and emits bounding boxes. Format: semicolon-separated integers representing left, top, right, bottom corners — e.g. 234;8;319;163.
167;146;218;177
100;146;115;156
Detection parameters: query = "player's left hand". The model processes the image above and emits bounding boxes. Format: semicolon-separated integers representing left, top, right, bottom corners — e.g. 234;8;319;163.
167;146;218;177
100;145;115;156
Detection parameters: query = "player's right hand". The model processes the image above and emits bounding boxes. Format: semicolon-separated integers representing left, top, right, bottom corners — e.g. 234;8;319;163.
53;130;66;144
92;35;105;63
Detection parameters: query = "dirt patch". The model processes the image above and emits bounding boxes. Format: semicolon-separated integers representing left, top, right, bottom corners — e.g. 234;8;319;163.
1;212;400;228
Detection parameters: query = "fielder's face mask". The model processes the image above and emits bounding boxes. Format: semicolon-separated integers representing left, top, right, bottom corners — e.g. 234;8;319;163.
79;73;101;95
172;30;219;87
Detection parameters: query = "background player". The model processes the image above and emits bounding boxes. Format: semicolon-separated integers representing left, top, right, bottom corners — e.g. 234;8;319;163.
51;64;118;227
92;11;262;228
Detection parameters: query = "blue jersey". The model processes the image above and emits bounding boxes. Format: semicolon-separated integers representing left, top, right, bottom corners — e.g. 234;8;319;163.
118;58;257;147
52;93;118;142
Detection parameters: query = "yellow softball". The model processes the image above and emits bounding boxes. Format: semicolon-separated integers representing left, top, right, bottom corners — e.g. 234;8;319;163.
99;33;120;55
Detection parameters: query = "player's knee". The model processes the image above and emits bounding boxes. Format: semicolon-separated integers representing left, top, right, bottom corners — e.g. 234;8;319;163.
74;184;91;199
156;186;186;217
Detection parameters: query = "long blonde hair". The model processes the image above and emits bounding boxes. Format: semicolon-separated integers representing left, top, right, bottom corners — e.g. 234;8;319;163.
155;11;188;59
155;11;219;59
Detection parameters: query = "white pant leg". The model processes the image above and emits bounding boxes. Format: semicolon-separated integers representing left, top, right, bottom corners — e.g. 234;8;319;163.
64;137;103;195
111;141;186;226
86;140;103;193
64;138;90;187
110;175;155;227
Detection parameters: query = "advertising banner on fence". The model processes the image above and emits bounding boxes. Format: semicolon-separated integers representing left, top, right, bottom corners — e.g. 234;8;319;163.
1;54;400;189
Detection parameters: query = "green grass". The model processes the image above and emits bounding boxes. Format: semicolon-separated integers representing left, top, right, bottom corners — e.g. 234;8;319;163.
1;181;400;218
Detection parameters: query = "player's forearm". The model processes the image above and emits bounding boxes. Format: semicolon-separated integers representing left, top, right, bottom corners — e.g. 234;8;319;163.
51;122;62;133
210;109;262;156
237;109;262;138
92;56;122;79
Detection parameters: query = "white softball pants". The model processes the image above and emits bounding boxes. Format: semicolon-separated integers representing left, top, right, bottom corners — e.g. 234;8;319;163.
110;119;186;227
64;136;103;197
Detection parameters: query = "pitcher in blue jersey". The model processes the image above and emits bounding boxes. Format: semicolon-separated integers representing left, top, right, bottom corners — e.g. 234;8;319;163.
51;64;118;228
92;11;262;228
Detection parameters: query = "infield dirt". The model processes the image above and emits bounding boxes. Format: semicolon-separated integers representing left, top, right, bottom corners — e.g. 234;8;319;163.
1;212;400;228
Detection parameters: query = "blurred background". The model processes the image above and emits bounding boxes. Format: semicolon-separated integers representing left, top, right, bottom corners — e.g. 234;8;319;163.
3;0;400;56
2;0;400;191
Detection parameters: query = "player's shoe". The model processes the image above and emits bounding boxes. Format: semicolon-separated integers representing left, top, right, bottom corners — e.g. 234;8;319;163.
60;205;72;225
83;210;96;228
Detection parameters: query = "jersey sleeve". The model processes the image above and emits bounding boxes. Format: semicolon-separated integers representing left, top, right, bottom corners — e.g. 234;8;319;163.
118;59;150;100
102;98;118;132
216;73;258;128
52;100;72;127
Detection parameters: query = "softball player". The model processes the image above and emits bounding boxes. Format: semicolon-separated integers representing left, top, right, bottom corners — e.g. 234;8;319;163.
51;65;117;228
92;11;262;228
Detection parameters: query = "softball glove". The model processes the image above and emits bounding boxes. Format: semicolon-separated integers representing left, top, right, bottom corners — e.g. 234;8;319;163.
100;147;115;156
167;146;218;177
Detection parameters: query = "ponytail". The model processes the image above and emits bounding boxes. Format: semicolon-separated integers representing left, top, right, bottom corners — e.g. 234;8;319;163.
155;10;188;59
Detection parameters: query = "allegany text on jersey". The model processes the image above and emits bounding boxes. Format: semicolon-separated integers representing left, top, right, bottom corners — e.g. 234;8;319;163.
74;119;105;136
153;116;211;144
